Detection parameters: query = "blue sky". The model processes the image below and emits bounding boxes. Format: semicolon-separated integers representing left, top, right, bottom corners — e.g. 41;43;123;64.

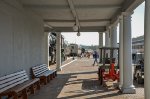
62;2;145;46
132;2;144;38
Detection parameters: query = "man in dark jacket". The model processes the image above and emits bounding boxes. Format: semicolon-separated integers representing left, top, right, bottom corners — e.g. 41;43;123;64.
93;51;98;66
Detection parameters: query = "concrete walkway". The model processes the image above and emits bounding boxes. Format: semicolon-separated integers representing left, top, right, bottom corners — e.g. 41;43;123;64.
29;58;144;99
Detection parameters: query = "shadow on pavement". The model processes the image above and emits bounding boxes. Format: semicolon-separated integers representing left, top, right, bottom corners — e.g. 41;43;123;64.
29;69;144;99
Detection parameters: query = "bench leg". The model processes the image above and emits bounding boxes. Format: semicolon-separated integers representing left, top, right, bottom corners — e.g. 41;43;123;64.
40;77;47;85
55;71;57;77
37;81;41;90
44;78;47;85
47;75;50;81
52;74;54;79
52;73;54;78
8;94;12;98
31;84;35;94
22;89;28;99
50;75;53;80
13;93;18;99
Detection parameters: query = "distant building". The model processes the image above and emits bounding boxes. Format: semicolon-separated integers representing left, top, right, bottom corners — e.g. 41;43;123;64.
132;35;144;63
132;35;144;54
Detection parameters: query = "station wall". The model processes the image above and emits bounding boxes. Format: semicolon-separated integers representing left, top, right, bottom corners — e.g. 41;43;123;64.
0;0;47;77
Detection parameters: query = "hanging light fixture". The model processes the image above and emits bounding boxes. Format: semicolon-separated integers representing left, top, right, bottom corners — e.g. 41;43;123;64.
77;32;80;36
77;28;80;36
73;23;78;32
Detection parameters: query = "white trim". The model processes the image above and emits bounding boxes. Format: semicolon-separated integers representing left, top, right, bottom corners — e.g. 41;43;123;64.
61;59;77;68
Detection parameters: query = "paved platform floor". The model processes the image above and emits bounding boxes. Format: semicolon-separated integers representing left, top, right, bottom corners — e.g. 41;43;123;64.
29;58;144;99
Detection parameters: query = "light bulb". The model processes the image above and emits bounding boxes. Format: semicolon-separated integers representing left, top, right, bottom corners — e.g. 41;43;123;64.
77;32;80;36
73;25;78;31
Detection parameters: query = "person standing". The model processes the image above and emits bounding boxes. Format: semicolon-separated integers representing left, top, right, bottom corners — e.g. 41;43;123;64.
87;51;90;58
93;51;98;66
80;48;85;58
61;49;65;63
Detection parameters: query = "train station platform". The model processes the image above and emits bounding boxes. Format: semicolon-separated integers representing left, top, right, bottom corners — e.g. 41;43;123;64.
29;57;144;99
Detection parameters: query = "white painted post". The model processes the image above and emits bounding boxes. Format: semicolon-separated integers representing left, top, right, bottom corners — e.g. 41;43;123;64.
56;32;62;71
105;31;110;47
119;16;124;88
110;24;118;63
110;25;117;48
122;13;135;93
99;32;103;62
106;30;111;58
144;1;150;98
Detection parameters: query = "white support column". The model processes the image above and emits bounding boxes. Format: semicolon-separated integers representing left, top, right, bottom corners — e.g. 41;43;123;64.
107;30;112;57
99;32;103;48
105;31;110;47
99;32;103;62
56;32;62;71
144;1;150;98
122;13;135;93
110;25;117;48
110;25;118;60
119;16;124;88
105;31;110;58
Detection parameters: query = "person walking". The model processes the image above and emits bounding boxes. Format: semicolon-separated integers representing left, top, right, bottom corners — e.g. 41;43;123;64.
93;51;98;66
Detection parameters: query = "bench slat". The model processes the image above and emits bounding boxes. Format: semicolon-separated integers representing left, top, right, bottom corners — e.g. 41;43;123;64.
0;75;28;89
32;64;47;68
0;70;26;81
6;78;39;93
33;66;47;72
33;66;48;73
0;72;27;85
37;70;55;77
33;67;48;73
33;69;48;77
31;64;52;76
32;64;49;77
32;64;47;70
0;78;28;93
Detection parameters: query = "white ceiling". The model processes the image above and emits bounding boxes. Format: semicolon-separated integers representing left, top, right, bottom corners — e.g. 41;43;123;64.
21;0;144;32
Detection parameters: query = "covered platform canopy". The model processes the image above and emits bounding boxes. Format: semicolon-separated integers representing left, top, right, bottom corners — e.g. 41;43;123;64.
21;0;144;32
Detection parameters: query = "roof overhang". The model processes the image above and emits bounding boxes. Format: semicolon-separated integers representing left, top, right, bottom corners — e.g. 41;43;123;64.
21;0;144;32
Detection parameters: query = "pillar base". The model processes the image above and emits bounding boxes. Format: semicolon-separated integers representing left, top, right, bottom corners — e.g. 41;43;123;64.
117;84;123;90
121;85;136;94
113;82;120;89
56;67;62;71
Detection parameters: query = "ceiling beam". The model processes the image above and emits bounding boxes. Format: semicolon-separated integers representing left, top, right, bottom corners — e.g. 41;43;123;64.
44;19;111;22
44;26;106;32
44;23;53;29
23;4;121;9
67;0;80;29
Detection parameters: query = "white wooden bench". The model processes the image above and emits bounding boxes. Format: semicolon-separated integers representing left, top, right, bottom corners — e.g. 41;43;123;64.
0;70;40;99
31;64;57;85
